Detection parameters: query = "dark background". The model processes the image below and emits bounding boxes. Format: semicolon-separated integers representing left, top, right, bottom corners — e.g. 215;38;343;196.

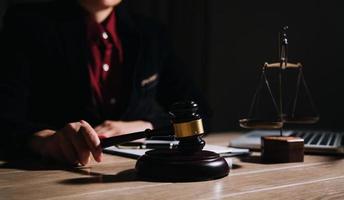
1;0;343;132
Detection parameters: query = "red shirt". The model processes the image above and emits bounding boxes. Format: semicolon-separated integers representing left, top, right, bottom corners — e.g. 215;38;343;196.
85;11;126;117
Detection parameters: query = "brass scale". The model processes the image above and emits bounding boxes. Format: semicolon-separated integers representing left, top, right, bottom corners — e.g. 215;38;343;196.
239;26;319;134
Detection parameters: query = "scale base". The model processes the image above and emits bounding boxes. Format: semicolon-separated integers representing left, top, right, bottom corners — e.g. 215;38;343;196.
135;149;229;182
261;136;304;163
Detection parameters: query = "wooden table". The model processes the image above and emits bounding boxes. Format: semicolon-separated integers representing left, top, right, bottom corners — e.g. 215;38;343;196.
1;132;343;200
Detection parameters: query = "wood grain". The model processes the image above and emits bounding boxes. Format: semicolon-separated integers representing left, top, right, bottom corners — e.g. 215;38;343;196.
1;132;343;200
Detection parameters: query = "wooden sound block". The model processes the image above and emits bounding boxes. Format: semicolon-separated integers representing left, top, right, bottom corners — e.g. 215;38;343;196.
135;149;229;182
261;136;304;163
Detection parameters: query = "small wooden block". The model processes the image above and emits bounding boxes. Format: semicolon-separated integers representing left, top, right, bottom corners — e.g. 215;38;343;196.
261;136;304;163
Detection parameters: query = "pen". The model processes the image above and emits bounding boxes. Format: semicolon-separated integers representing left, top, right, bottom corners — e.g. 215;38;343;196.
115;141;178;150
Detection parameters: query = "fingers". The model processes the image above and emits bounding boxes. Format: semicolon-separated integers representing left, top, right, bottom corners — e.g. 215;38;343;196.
95;120;123;137
94;120;111;132
36;121;102;166
52;120;152;165
63;123;91;166
97;134;108;139
56;131;79;165
94;124;105;132
95;127;115;138
95;126;111;135
95;120;115;135
45;133;68;164
79;120;102;162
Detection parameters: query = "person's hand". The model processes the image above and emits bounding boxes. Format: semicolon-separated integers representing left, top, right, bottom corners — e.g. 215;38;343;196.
29;120;102;166
95;120;153;138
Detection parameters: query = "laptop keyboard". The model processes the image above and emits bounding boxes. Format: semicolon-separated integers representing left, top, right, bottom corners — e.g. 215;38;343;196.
228;129;344;154
291;130;343;147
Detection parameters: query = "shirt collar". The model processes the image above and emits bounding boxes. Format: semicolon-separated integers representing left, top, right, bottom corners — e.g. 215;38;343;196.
85;10;117;44
101;10;117;43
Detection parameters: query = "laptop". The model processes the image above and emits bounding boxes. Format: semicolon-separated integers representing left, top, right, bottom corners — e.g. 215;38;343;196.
229;129;344;155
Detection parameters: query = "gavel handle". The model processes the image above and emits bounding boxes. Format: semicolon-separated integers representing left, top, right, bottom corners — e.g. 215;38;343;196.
100;127;172;148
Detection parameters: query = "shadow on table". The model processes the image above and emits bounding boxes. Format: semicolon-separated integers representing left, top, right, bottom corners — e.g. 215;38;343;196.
239;154;262;164
0;157;69;171
0;156;140;183
59;169;138;184
0;155;247;184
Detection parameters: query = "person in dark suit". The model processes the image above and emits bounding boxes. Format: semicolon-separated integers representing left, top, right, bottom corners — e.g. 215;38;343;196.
0;0;209;165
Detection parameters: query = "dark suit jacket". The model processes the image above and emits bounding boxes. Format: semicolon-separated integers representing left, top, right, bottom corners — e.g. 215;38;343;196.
0;1;209;156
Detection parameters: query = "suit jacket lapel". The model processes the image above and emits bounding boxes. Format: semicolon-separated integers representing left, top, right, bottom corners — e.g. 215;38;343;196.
116;2;142;84
55;2;99;120
115;3;143;118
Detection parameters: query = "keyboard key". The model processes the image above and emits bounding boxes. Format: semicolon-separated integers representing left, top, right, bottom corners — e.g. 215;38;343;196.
320;133;331;145
303;132;313;144
310;133;322;145
329;134;337;146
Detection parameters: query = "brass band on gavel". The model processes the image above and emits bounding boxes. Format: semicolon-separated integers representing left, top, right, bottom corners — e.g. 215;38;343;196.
173;119;204;138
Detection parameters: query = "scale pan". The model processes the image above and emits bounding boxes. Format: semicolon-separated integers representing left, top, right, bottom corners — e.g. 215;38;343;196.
239;119;283;129
283;116;320;124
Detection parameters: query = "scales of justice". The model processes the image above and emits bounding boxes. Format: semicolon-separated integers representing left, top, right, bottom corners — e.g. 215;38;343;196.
239;26;319;163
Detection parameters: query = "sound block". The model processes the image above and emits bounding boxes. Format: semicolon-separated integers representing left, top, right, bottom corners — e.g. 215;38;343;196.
135;149;229;182
261;136;304;163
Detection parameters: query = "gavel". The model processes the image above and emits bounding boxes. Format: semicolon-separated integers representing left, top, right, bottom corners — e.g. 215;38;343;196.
101;101;229;182
100;101;205;152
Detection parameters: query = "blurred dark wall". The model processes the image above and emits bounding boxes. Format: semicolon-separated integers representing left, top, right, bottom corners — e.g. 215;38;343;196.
205;1;344;131
0;0;8;30
1;0;343;131
126;0;344;132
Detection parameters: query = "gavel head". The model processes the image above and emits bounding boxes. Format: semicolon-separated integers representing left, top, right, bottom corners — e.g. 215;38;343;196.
168;101;205;152
136;101;229;182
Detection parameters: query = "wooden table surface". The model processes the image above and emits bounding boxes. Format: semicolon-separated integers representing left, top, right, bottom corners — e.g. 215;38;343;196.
1;132;343;200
